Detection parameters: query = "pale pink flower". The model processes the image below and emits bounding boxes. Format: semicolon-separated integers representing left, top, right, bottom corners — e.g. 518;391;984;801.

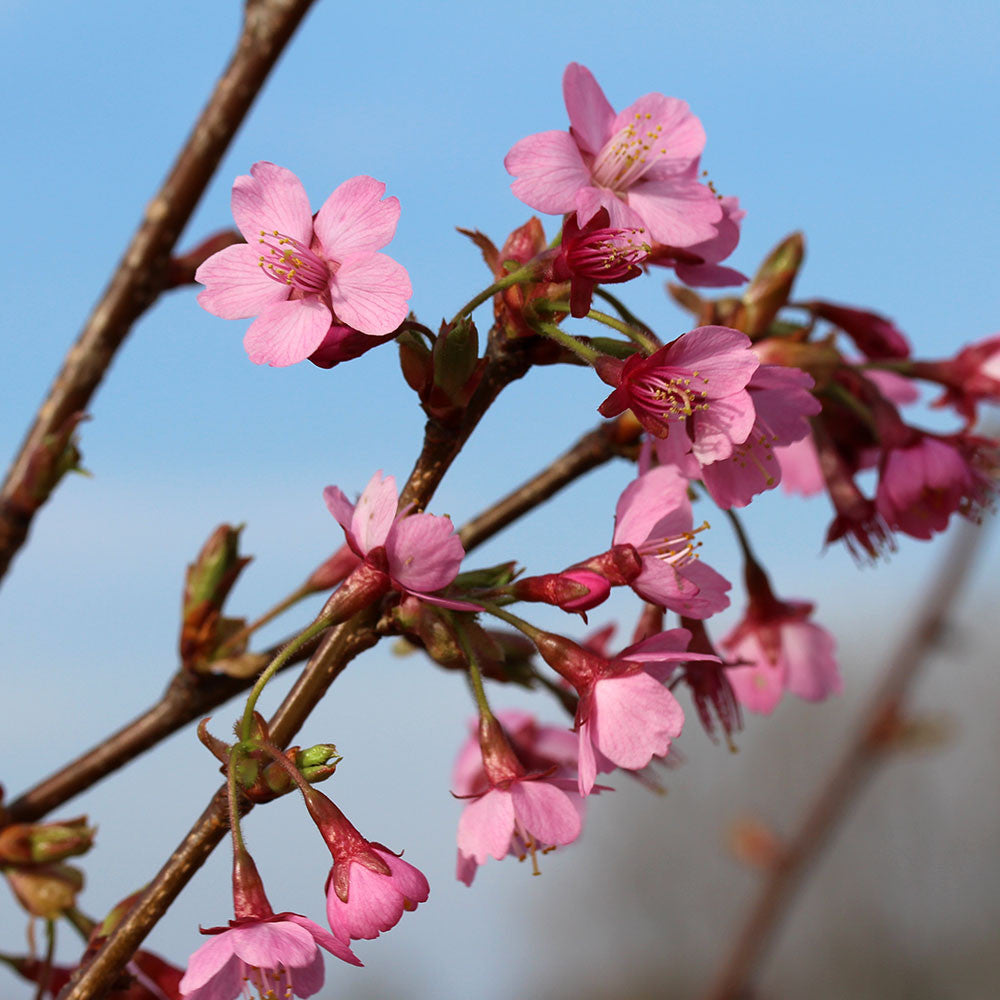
301;789;429;944
180;914;359;1000
505;63;722;247
455;715;582;885
597;326;759;462
612;465;731;619
196;163;411;367
323;471;469;607
648;194;747;287
724;603;841;715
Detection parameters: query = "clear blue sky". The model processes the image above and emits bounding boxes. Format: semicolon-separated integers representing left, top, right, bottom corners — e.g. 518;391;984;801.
2;2;998;996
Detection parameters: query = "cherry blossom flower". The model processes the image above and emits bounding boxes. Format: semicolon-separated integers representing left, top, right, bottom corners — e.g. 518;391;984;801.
724;601;840;715
180;851;359;1000
455;715;583;885
810;300;910;359
648;195;747;287
611;464;731;618
301;789;429;944
550;207;650;317
597;326;759;462
323;471;470;608
505;63;722;247
917;333;1000;425
196;163;411;367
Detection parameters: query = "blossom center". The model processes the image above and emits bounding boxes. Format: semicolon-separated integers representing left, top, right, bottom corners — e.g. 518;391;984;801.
258;230;329;294
566;227;650;280
243;961;295;999
638;520;710;568
631;366;710;419
591;112;671;191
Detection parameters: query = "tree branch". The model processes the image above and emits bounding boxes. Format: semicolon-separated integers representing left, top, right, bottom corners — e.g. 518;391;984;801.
703;513;991;1000
0;0;318;587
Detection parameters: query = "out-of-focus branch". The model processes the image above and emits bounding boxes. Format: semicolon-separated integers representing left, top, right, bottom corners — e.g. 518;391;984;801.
703;513;991;1000
0;0;317;587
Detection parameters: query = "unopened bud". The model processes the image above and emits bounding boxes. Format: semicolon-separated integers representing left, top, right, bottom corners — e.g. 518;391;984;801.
0;817;94;865
305;543;362;592
741;232;804;337
512;569;610;613
571;544;642;586
5;863;84;919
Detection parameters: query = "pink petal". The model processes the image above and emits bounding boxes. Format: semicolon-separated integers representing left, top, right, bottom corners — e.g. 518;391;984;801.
323;486;358;540
231;162;313;245
385;514;464;593
575;185;645;230
456;850;479;887
675;262;748;287
776;437;825;496
671;560;732;619
510;780;582;846
228;920;316;969
329;252;411;335
692;389;757;464
195;243;289;319
374;848;430;904
781;622;842;701
666;326;758;395
577;723;597;796
179;933;237;993
591;673;684;770
327;862;403;941
505;131;590;213
627;176;722;247
726;659;785;715
562;63;615;155
313;175;401;258
612;465;692;547
350;471;399;553
611;93;706;169
456;789;515;863
287;949;327;997
283;914;361;968
180;952;243;1000
243;298;332;367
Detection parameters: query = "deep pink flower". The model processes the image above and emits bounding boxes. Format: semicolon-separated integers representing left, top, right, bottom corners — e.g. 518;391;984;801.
597;326;759;462
875;432;995;540
196;164;411;367
919;334;1000;425
505;63;722;247
695;364;820;507
455;715;582;885
810;300;910;360
551;207;650;317
612;465;731;618
648;195;747;287
724;602;840;715
301;789;429;944
180;851;359;1000
323;471;469;607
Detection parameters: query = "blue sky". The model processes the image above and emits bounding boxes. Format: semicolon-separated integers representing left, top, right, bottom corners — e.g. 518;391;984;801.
2;1;998;996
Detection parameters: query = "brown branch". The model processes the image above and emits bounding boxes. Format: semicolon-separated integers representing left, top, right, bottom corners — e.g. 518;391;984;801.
0;0;318;587
703;513;991;1000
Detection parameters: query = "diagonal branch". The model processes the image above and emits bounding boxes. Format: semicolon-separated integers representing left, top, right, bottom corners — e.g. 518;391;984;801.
702;512;991;1000
0;0;318;587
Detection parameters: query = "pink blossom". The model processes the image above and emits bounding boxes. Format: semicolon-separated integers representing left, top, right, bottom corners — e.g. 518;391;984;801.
775;436;825;496
550;207;650;317
597;326;759;462
875;433;994;540
696;364;820;508
920;334;1000;425
301;789;429;944
810;300;910;360
455;715;583;885
724;602;840;715
648;195;747;287
323;471;468;607
612;465;731;618
196;164;411;367
180;914;359;1000
505;63;722;247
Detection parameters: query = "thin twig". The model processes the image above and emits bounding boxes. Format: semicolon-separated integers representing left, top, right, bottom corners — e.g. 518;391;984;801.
703;513;990;1000
0;0;318;587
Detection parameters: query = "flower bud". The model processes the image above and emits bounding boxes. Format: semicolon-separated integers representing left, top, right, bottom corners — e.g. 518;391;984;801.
304;543;362;592
0;817;95;865
741;232;804;337
512;569;610;613
570;544;643;586
294;744;342;785
7;412;88;517
5;863;84;919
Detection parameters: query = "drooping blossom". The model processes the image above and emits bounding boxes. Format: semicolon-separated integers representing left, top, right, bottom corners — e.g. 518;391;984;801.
505;63;722;247
550;207;650;317
455;714;583;885
875;432;996;540
676;617;743;744
195;163;411;367
722;555;840;715
180;850;359;1000
915;333;1000;425
596;326;760;463
323;471;470;608
528;625;717;795
611;464;731;618
648;195;747;287
809;300;910;360
723;600;840;715
653;363;820;508
301;789;429;944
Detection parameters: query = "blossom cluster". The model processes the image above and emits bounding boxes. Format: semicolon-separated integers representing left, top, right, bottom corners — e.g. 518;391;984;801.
85;61;995;1000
